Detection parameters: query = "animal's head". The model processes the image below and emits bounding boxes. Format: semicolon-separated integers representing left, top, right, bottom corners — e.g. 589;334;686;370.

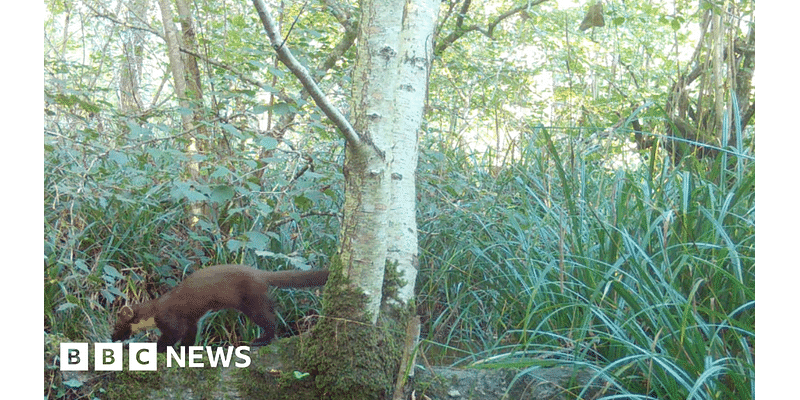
112;304;157;342
111;305;136;342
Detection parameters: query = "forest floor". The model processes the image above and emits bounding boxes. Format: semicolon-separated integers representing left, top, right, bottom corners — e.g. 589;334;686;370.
48;333;614;399
406;364;613;400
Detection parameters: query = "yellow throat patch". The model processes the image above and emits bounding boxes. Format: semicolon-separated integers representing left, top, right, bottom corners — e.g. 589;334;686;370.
131;317;156;333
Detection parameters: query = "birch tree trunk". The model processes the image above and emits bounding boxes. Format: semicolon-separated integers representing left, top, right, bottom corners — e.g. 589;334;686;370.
156;0;203;224
337;0;437;325
388;0;438;307
251;0;437;397
318;0;439;397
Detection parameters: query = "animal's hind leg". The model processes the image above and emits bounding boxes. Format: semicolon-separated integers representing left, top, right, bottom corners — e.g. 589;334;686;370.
181;322;197;347
241;294;276;345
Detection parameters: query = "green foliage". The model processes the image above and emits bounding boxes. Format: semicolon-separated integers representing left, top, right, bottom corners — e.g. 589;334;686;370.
45;0;754;398
416;126;754;398
44;5;343;344
44;109;340;338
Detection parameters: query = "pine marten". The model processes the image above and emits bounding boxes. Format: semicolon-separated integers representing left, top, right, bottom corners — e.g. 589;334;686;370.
111;264;328;352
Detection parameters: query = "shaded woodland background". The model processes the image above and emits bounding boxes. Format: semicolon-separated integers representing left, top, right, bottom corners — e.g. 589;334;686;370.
44;1;754;399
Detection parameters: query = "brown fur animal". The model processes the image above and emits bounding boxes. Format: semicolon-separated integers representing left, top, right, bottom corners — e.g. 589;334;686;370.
111;264;328;352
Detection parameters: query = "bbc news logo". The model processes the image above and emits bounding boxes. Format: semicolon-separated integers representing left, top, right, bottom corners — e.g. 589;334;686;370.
60;343;251;371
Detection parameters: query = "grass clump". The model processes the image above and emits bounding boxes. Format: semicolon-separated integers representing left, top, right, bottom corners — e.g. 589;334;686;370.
416;124;754;399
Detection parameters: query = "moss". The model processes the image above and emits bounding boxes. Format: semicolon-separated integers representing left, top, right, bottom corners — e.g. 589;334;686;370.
292;257;409;400
233;343;319;399
104;369;163;400
104;350;222;400
381;258;406;306
234;362;285;399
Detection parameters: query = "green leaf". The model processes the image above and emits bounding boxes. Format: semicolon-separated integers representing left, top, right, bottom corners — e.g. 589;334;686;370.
227;239;243;252
210;185;235;203
244;231;269;250
100;289;115;302
271;103;296;115
107;286;125;297
74;259;89;273
172;182;208;202
293;371;310;380
103;265;122;279
221;123;243;138
63;379;83;388
108;150;128;167
267;66;285;78
231;14;246;28
293;195;313;211
259;137;278;150
252;104;270;114
57;303;78;312
256;201;273;215
210;166;232;179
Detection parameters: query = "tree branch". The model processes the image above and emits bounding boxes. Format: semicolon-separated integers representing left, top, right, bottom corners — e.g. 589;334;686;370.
251;0;360;147
323;0;356;28
435;0;549;56
178;47;290;102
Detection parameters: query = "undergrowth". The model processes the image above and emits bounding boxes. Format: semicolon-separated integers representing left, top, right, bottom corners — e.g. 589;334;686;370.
44;87;754;399
44;105;340;346
416;124;754;399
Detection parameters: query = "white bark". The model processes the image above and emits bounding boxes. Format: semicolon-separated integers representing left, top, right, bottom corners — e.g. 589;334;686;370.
341;0;439;317
340;0;405;321
250;0;438;321
388;0;439;305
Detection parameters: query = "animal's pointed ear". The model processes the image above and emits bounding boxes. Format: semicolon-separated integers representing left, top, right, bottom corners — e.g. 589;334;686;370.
118;305;135;322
